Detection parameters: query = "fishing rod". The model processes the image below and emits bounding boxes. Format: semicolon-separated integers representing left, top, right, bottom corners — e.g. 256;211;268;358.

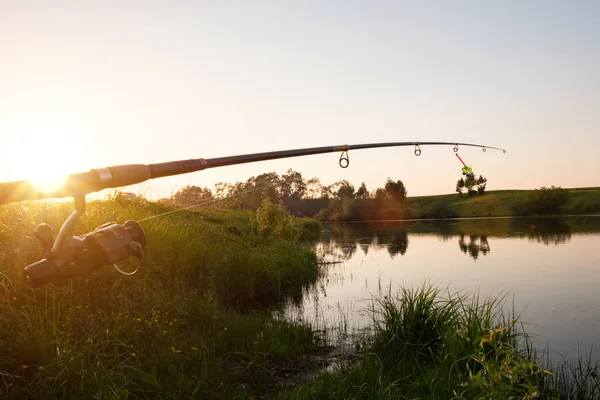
0;141;505;288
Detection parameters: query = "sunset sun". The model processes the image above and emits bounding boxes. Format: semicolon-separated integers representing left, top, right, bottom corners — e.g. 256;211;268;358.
2;110;90;192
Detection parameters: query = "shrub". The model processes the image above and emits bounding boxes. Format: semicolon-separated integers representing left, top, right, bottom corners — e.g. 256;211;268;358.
420;200;459;219
510;186;570;216
295;218;321;241
565;196;600;214
255;198;298;240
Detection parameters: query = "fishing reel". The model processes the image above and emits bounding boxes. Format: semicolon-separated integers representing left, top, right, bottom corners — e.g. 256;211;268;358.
23;196;146;288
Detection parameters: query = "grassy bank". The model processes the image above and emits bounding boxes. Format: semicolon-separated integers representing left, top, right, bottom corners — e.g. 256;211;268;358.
291;187;600;221
0;197;322;399
408;186;600;219
277;284;600;399
2;197;599;399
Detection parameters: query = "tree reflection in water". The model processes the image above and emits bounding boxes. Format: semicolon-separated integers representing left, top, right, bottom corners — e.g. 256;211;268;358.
316;239;358;262
512;219;571;245
317;218;579;262
458;234;490;260
375;229;409;258
358;236;371;256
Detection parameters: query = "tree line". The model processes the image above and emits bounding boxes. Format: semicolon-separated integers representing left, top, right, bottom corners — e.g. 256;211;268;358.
163;169;489;221
163;169;410;220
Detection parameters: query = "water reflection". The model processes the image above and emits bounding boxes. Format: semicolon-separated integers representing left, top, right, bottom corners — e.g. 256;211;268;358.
317;239;358;261
319;217;586;261
458;234;490;260
377;229;408;258
285;216;600;365
511;218;571;245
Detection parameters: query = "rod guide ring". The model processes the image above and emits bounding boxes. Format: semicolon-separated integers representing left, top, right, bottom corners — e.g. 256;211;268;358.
339;151;350;168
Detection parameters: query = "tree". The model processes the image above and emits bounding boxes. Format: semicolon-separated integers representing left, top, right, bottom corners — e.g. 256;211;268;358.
227;173;282;210
374;188;387;200
476;175;487;195
214;182;234;199
305;177;322;199
254;172;281;203
463;173;477;196
356;182;369;199
384;178;407;202
320;184;334;199
456;178;465;195
336;180;355;199
280;169;306;200
457;174;487;196
172;185;213;206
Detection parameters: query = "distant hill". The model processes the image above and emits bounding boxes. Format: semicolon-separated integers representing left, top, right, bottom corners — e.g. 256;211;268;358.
407;187;600;218
286;187;600;220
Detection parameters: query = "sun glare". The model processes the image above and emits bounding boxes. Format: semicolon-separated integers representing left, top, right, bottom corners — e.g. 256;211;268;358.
30;174;68;193
2;110;91;192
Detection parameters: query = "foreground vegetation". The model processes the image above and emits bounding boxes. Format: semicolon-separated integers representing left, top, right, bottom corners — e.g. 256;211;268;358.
278;285;600;399
1;196;599;398
0;197;321;399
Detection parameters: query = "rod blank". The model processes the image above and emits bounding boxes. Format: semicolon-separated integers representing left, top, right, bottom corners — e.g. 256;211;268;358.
0;141;505;205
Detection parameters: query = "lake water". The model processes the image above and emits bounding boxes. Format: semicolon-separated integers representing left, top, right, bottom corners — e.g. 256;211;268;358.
284;217;600;365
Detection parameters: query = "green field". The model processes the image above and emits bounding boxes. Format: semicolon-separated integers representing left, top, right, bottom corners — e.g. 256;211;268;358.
408;187;600;219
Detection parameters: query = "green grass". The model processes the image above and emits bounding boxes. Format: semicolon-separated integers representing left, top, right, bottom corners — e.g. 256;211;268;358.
294;218;322;242
289;186;600;221
277;284;600;400
0;197;322;399
418;199;460;219
407;187;600;219
2;197;599;398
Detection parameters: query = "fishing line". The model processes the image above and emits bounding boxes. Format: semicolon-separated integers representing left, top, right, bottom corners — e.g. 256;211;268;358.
111;182;284;276
1;183;283;279
136;182;281;223
0;140;506;288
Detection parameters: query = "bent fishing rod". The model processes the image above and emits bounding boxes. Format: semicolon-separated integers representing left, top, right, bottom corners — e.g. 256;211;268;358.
0;141;505;288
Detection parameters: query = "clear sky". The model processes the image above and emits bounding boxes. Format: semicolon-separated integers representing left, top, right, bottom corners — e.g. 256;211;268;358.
1;1;599;198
